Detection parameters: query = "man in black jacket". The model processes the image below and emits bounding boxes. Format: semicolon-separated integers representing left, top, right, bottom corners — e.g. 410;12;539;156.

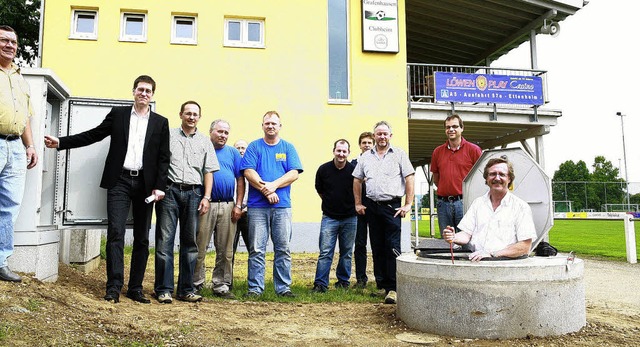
44;75;170;304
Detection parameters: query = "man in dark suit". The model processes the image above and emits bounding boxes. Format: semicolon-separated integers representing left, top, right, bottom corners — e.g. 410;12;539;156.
44;75;170;304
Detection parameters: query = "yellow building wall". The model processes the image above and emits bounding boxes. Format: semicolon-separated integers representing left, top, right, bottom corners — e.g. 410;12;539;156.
42;0;409;223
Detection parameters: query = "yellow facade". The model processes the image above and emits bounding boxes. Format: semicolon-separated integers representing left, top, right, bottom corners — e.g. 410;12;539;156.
41;0;409;223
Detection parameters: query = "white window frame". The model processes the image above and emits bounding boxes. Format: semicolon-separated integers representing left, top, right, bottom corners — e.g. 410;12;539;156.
120;12;147;42
70;9;98;40
171;15;197;45
223;18;265;48
327;0;351;104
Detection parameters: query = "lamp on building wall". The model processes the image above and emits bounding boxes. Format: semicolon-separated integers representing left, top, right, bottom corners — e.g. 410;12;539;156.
616;111;631;210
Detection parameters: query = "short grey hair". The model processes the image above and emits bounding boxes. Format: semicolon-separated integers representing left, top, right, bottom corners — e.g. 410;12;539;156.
209;119;230;132
373;120;392;133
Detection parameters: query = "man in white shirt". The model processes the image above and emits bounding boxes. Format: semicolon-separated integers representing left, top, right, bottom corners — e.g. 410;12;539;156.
443;157;537;261
45;75;170;303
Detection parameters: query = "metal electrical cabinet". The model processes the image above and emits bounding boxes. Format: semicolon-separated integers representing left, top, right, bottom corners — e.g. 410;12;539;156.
12;68;141;281
12;69;70;281
58;99;136;225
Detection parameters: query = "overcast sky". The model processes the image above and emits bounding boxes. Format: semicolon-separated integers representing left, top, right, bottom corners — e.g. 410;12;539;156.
493;0;639;183
413;0;639;195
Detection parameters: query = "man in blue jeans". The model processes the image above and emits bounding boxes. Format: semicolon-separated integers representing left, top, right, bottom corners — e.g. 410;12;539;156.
430;114;481;235
312;139;357;293
241;110;303;298
0;25;38;283
154;101;218;304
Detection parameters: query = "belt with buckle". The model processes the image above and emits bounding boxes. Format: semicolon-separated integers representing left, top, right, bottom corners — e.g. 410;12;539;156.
211;199;234;203
0;133;20;141
438;195;463;201
169;181;202;191
122;169;142;177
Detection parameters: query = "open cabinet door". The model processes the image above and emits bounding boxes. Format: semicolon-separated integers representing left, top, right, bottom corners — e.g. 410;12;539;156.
60;98;146;225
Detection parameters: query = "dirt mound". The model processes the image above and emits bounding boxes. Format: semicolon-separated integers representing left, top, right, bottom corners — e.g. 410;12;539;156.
1;257;639;346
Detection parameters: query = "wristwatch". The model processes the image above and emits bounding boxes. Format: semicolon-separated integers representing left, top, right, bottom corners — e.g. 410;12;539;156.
203;196;211;202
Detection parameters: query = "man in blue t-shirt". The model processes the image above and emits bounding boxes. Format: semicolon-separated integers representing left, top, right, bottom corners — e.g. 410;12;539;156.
194;119;245;299
240;111;303;297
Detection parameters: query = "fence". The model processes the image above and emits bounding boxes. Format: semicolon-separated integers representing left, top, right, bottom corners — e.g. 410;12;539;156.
552;181;640;213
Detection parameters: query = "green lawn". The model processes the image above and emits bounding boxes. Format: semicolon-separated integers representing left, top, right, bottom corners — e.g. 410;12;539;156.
413;217;640;261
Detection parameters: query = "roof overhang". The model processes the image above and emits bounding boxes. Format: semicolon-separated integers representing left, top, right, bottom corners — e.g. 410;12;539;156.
406;0;586;65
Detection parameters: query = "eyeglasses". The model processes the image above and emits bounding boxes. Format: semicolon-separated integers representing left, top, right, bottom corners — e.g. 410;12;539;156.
135;87;153;95
487;172;508;178
445;125;460;129
0;38;18;46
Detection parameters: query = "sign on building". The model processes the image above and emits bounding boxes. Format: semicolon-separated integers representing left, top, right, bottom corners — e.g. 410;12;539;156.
434;72;544;105
361;0;399;53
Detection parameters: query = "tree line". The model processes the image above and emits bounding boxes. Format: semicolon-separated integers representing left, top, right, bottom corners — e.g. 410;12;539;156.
0;0;41;64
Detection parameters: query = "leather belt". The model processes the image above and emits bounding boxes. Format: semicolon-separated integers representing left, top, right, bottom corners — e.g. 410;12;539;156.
374;197;402;205
211;199;234;203
0;134;20;141
169;181;202;191
438;195;463;201
122;169;142;177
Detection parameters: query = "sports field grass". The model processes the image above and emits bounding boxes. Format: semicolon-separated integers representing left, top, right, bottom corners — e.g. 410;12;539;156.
413;217;640;261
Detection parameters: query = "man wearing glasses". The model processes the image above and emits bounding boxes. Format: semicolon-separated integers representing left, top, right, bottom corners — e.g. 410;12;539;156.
430;114;481;237
44;75;170;304
0;25;38;283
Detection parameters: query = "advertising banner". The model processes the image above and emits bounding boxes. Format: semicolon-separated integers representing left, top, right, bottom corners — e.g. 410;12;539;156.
434;72;544;105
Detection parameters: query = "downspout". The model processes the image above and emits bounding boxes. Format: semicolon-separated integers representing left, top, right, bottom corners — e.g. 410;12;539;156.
37;0;45;67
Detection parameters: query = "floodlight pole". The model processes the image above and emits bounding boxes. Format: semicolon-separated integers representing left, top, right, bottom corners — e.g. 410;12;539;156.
616;112;631;210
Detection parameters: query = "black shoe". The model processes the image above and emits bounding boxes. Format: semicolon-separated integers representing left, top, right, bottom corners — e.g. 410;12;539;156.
214;291;236;299
0;266;21;282
352;280;367;289
194;283;204;291
370;288;387;298
104;291;120;303
311;284;328;293
243;291;261;299
277;290;296;298
334;281;350;289
126;290;151;304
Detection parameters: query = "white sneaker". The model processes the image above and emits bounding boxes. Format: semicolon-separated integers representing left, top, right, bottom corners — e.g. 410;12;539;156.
157;292;172;304
384;290;397;304
177;292;203;302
